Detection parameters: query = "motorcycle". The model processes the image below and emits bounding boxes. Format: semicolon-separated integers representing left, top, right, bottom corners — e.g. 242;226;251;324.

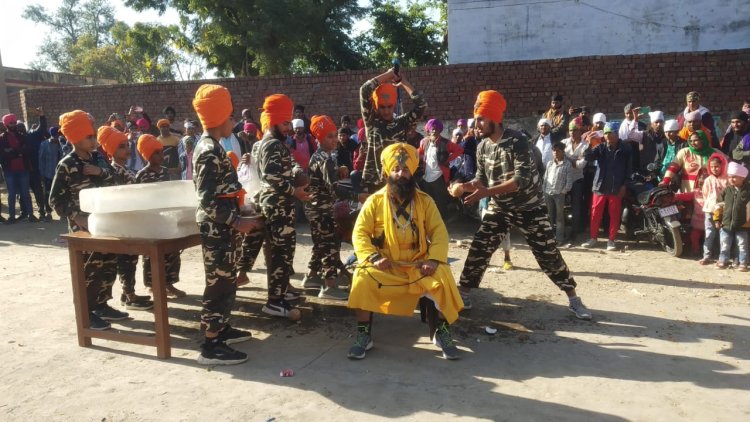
621;164;685;257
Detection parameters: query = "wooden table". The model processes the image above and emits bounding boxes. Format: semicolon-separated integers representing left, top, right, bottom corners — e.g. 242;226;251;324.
62;232;202;359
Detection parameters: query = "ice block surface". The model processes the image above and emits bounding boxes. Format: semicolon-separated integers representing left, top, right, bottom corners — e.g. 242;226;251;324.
88;208;198;239
80;180;197;213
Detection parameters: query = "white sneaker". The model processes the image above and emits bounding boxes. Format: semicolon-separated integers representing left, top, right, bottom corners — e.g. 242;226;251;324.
606;240;616;251
581;238;597;248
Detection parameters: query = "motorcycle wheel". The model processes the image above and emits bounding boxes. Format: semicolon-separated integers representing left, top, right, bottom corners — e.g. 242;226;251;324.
658;221;683;257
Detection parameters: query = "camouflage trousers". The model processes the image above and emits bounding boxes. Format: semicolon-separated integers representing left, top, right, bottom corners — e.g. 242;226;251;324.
142;252;182;287
237;230;264;274
305;208;340;280
262;204;296;298
117;254;139;294
459;205;577;292
199;221;241;333
83;251;118;309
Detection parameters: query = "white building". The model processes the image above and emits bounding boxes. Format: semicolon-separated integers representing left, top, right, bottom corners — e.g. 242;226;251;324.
448;0;750;64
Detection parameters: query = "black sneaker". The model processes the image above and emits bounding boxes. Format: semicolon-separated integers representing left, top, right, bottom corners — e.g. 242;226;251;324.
92;305;130;321
262;298;294;317
27;215;39;223
120;294;154;310
89;312;111;331
433;322;460;360
197;340;248;365
347;330;373;360
0;215;6;223
217;325;253;345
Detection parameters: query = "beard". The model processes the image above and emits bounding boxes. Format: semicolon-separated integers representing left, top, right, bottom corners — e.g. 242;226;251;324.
272;125;287;140
387;174;417;202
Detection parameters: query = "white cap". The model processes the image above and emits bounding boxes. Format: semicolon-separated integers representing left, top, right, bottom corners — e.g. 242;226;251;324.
664;119;679;132
593;113;607;124
649;111;665;123
538;118;552;128
468;118;475;128
292;119;304;129
452;128;463;137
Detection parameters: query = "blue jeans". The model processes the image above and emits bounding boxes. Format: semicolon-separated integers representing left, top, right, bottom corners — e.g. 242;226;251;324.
719;228;748;265
703;213;720;259
3;170;33;219
544;193;566;242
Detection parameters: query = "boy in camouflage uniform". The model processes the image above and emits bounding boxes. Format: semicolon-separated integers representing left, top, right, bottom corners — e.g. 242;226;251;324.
450;90;592;320
257;94;311;318
50;110;129;331
97;125;153;310
304;115;361;300
192;84;264;365
135;134;185;299
360;67;427;191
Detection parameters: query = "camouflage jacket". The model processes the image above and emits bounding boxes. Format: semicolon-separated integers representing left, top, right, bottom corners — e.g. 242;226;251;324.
359;78;427;189
305;148;356;213
257;136;301;210
136;166;169;184
49;151;115;232
111;161;136;185
192;135;243;225
474;128;543;212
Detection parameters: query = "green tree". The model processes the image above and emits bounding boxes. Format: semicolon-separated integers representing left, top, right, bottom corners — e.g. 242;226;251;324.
125;0;367;76
356;0;447;69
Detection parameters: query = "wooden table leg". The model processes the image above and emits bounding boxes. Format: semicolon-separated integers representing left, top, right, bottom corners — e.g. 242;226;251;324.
150;245;171;359
68;247;92;347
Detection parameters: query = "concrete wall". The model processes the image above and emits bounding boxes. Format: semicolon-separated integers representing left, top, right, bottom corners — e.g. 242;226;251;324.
14;49;750;134
449;0;750;64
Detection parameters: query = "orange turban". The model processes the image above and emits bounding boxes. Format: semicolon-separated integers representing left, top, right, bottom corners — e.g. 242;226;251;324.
137;134;163;161
59;110;95;145
381;142;419;176
310;115;337;141
226;151;240;169
372;84;397;109
192;84;233;129
260;94;294;133
97;126;128;157
156;119;171;128
473;90;507;123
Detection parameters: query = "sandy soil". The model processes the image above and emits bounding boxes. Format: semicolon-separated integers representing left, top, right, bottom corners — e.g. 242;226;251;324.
0;215;748;421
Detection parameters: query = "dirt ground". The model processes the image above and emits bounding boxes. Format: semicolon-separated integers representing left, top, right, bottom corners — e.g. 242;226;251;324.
1;214;749;421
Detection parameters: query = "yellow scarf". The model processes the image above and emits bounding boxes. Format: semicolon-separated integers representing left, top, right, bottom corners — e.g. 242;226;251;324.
381;185;428;263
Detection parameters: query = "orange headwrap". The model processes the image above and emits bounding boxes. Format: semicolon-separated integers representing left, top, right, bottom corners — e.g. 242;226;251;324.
156;119;171;128
192;84;233;129
59;110;95;145
372;84;397;109
260;94;294;133
473;90;507;124
97;126;128;157
137;134;163;161
310;115;337;141
226;151;240;169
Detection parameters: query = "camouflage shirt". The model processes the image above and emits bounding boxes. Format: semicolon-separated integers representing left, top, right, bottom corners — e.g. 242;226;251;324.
49;150;115;232
305;148;356;213
257;136;301;210
359;78;427;189
136;166;169;184
192;135;243;225
111;161;136;185
474;128;543;212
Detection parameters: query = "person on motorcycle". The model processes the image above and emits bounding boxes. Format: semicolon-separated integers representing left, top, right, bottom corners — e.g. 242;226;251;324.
655;119;687;178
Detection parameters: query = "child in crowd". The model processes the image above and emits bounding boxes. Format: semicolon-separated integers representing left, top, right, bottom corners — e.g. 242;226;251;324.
136;134;186;298
49;110;127;330
698;153;729;265
714;162;750;270
543;142;573;243
98;126;153;309
179;120;199;180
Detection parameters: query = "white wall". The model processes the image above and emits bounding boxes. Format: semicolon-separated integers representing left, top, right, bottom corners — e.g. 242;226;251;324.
448;0;750;64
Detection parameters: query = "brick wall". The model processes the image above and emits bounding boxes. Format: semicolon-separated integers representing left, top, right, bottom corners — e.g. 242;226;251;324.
16;49;750;131
7;91;22;116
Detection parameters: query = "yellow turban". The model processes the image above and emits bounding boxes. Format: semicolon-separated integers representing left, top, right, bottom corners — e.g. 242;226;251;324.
381;142;419;176
156;119;171;128
59;110;95;144
192;84;233;129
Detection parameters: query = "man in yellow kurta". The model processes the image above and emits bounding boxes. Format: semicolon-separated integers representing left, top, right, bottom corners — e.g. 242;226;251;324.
347;142;464;360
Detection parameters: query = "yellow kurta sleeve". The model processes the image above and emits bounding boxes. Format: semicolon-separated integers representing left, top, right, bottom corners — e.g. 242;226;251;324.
352;193;380;263
422;193;449;263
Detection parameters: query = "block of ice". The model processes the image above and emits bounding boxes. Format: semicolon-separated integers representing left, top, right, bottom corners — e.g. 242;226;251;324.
88;208;198;239
80;180;197;214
